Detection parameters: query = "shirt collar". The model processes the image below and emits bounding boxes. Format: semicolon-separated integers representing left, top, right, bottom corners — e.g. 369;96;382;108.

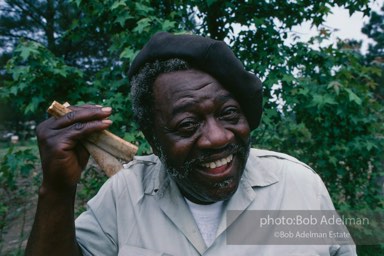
242;148;280;187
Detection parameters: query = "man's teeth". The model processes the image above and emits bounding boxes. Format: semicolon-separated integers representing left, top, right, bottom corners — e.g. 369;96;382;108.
202;155;233;169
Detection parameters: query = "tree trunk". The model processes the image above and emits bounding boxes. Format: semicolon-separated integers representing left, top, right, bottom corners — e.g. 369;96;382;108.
45;0;56;53
206;1;226;41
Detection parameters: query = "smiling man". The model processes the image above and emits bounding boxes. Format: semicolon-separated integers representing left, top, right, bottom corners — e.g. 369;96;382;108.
26;32;356;255
151;69;251;204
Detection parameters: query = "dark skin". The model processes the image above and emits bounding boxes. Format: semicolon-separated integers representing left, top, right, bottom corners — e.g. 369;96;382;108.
25;105;113;256
26;69;251;254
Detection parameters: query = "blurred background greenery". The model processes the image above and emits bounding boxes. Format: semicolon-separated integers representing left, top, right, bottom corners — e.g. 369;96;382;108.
0;0;383;255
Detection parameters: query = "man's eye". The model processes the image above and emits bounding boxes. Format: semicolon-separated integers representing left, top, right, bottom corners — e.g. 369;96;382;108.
220;107;240;122
177;120;199;134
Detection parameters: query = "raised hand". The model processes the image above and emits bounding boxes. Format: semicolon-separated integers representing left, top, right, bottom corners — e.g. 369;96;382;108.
36;105;112;191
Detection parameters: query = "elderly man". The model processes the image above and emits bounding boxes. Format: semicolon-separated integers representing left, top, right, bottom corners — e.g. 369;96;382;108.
26;32;356;255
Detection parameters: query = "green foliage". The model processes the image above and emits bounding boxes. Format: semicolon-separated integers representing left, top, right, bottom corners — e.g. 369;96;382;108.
2;40;85;120
0;145;39;251
362;3;384;107
257;39;383;209
0;146;38;190
362;4;384;61
253;35;383;253
60;0;182;143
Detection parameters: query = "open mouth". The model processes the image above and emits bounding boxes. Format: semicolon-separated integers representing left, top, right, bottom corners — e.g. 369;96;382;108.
197;154;235;177
201;154;233;169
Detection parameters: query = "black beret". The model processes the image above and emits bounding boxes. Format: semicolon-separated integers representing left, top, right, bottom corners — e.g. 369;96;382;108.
128;32;263;130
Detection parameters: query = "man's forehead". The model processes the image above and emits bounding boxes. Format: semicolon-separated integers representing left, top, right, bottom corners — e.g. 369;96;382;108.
153;69;240;111
153;69;228;99
155;68;213;87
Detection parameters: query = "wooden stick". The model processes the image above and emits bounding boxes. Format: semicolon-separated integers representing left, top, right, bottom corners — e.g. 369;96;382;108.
47;101;138;176
84;141;124;177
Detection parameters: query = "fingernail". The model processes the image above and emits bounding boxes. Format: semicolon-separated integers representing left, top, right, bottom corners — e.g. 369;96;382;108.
101;107;112;112
102;119;113;124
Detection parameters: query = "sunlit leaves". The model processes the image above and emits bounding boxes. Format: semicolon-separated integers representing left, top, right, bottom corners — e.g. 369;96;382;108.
115;13;134;27
3;40;85;116
15;43;40;61
119;47;137;61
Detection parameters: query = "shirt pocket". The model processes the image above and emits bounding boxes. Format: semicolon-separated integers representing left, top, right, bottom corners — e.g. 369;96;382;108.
118;245;173;256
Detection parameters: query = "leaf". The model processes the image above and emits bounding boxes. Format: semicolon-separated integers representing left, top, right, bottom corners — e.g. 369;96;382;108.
310;94;337;109
365;141;376;151
111;1;126;10
70;0;82;6
329;156;337;166
327;81;342;95
52;66;68;77
134;2;153;15
10;86;18;96
282;74;294;83
297;87;310;96
17;44;40;61
115;13;133;27
119;47;136;61
25;96;44;114
344;88;362;105
11;66;30;81
133;18;151;33
161;20;176;31
253;18;265;26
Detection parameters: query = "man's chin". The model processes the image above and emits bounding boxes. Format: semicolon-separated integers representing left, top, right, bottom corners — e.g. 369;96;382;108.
211;184;238;202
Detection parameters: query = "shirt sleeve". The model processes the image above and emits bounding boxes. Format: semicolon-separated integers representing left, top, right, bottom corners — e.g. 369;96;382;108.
316;175;357;256
75;178;118;256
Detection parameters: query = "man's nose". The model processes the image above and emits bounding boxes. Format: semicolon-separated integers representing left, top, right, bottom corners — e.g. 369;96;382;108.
197;118;234;149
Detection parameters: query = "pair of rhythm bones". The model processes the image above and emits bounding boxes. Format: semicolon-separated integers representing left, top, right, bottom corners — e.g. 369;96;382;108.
47;101;138;177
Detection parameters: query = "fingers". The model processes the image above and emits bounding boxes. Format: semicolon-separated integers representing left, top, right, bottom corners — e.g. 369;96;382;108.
35;104;114;190
50;106;112;130
36;105;113;149
67;119;113;140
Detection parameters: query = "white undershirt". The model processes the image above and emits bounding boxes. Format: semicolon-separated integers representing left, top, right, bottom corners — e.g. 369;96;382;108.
185;198;224;247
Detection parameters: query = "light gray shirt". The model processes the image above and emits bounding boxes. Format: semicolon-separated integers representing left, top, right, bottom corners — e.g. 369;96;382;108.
75;149;356;255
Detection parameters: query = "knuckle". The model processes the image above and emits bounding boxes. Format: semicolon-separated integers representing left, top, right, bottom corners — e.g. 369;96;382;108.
74;122;85;130
91;108;104;118
66;111;75;121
